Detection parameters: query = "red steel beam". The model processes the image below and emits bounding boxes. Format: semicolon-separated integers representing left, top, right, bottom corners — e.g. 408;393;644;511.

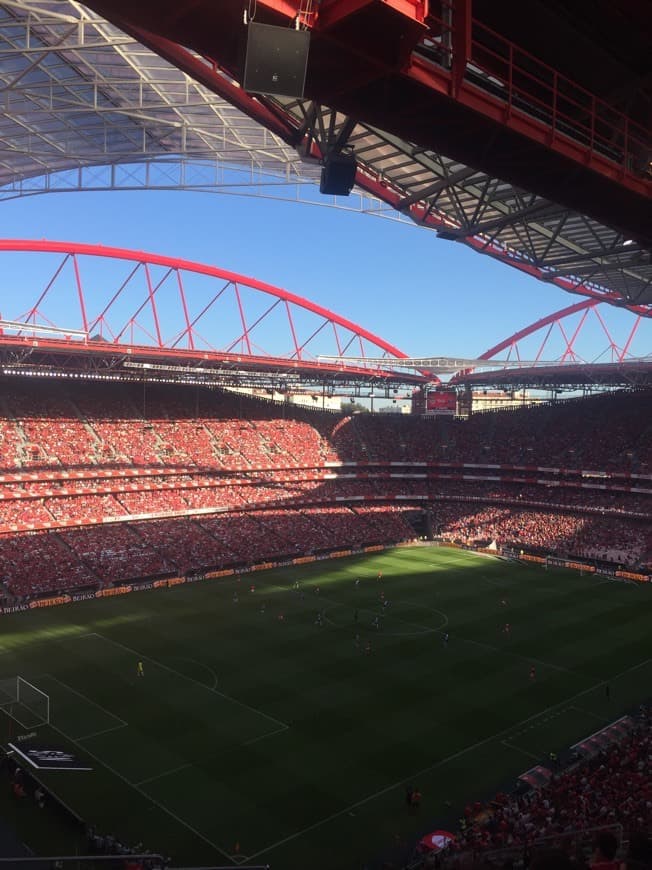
407;54;649;197
81;5;651;300
0;334;422;382
0;238;410;362
478;299;598;360
119;5;650;200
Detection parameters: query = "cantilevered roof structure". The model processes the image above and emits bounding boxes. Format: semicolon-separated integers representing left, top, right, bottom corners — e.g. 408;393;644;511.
0;1;323;195
1;0;651;317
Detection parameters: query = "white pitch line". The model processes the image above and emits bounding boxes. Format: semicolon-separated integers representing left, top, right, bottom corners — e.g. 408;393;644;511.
48;722;232;861
446;636;584;677
570;705;610;724
243;724;289;746
134;762;194;787
44;673;128;727
85;633;289;730
322;607;435;639
244;655;652;861
314;592;447;637
394;601;449;633
171;657;219;691
371;604;582;678
501;739;540;761
76;723;128;742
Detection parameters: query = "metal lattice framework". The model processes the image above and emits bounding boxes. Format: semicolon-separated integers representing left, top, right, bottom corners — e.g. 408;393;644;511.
0;239;424;391
460;299;652;387
0;0;650;315
253;101;652;312
0;240;649;392
0;1;398;219
0;1;304;181
322;299;652;388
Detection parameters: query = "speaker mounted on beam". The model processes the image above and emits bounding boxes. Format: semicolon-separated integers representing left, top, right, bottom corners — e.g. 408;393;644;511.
319;151;358;196
243;22;310;98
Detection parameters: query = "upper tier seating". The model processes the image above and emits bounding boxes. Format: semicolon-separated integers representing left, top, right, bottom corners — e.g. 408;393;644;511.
0;380;649;597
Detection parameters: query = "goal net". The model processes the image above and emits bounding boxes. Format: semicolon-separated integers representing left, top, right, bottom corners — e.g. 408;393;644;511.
0;677;50;729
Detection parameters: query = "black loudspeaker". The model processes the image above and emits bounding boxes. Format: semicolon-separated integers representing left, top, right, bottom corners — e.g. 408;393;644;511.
319;153;358;196
243;22;310;98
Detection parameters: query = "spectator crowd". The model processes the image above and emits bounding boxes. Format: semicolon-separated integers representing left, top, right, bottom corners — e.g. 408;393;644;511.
0;382;649;599
410;707;652;870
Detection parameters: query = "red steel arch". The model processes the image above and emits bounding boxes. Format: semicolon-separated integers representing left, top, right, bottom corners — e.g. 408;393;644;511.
479;298;645;365
0;239;413;380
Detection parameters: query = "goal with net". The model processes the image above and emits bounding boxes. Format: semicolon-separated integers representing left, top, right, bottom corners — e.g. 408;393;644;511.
0;677;50;729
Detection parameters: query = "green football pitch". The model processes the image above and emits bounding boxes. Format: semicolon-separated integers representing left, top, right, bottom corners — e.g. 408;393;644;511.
0;547;650;870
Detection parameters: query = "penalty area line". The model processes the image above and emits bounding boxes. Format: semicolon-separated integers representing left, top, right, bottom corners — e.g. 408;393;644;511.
43;673;128;728
134;762;194;787
84;633;289;731
48;722;232;862
446;637;584;678
501;739;540;761
243;724;289;746
76;723;128;742
570;705;610;724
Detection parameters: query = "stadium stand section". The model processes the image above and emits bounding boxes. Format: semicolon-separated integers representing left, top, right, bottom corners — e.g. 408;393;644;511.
0;379;650;601
409;706;652;870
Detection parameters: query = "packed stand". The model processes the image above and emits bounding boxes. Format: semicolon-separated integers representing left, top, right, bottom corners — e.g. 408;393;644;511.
431;504;649;567
0;378;650;597
59;525;174;583
421;709;652;867
0;531;97;598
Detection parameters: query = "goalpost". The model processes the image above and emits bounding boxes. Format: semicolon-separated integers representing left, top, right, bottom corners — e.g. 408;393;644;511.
0;677;50;729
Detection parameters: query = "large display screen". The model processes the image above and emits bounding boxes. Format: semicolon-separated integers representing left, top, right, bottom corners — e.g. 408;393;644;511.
426;390;456;412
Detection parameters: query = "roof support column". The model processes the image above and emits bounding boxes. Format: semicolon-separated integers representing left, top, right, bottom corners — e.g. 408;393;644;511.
451;0;472;99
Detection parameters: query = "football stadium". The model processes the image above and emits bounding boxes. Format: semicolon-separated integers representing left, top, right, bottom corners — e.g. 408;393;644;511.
0;3;651;870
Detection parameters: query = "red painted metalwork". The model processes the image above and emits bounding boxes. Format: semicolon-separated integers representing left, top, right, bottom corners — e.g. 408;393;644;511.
93;24;651;315
72;255;89;335
352;173;652;318
450;0;471;99
176;271;194;351
0;239;414;381
456;360;652;389
478;300;596;360
84;0;651;247
415;12;650;194
125;27;295;143
448;298;648;385
0;240;646;390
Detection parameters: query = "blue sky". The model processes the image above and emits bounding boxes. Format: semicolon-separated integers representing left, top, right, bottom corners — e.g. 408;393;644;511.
2;186;649;364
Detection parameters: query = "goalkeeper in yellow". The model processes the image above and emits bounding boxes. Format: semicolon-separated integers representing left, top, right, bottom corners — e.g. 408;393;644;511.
137;661;144;678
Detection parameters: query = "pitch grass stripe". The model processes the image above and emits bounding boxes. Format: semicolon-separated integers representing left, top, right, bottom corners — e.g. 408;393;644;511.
244;655;652;861
570;705;610;724
259;576;448;636
86;632;289;730
48;722;231;861
501;739;540;761
134;762;194;787
322;601;444;638
321;593;580;678
171;657;219;691
445;635;585;677
76;724;128;742
44;673;128;728
243;724;290;746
